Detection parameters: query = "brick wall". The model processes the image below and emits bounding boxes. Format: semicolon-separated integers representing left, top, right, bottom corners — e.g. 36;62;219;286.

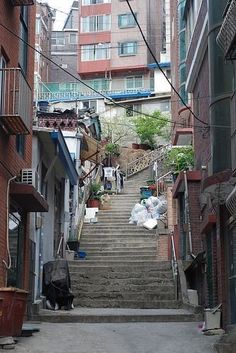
0;1;35;288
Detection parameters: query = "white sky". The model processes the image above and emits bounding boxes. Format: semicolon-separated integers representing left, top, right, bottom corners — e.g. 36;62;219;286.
46;0;74;30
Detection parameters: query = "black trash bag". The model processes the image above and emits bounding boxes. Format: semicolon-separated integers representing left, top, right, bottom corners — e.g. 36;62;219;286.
42;259;74;310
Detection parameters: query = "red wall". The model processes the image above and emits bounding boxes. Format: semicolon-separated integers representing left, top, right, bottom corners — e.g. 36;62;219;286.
0;1;35;288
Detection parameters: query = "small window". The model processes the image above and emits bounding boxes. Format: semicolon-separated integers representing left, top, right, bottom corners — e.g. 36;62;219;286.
118;41;137;56
126;75;143;90
16;135;25;158
118;13;137;28
69;33;77;44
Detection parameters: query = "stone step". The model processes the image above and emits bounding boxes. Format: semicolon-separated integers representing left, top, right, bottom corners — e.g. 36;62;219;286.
75;292;175;302
80;255;158;261
80;239;157;251
71;276;173;285
81;229;156;235
80;247;156;253
36;308;200;324
78;249;157;255
70;269;173;278
80;237;157;245
72;283;174;293
73;299;180;309
69;260;171;269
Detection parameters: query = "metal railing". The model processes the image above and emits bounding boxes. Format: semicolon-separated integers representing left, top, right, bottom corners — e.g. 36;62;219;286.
0;68;32;134
126;144;170;178
38;88;152;101
217;0;236;59
76;164;103;241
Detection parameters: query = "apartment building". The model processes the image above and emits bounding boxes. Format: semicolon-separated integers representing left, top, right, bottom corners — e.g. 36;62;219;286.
50;1;79;82
34;2;55;100
170;0;236;338
77;0;169;118
0;1;49;295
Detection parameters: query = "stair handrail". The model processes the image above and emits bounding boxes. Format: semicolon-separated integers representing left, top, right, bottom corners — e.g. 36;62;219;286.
170;231;178;300
76;164;103;241
126;144;171;178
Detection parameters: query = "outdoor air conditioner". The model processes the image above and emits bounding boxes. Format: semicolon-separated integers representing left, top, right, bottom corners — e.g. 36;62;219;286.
21;169;39;191
226;185;236;216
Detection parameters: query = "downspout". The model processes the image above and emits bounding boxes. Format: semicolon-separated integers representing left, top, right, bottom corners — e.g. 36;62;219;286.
183;171;195;259
2;176;17;278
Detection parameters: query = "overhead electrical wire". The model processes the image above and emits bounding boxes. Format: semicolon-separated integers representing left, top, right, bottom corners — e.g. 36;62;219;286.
124;0;208;127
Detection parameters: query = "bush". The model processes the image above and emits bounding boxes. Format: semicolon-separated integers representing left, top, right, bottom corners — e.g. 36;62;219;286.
105;143;120;157
165;146;194;175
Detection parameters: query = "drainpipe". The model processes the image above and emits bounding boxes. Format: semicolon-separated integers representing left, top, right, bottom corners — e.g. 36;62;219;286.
3;176;16;278
208;0;233;174
183;171;195;259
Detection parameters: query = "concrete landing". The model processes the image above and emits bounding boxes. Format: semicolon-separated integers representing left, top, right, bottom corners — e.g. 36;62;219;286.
36;307;202;323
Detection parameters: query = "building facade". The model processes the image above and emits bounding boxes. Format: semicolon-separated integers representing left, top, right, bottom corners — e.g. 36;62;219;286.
50;1;79;82
170;0;236;337
0;0;49;296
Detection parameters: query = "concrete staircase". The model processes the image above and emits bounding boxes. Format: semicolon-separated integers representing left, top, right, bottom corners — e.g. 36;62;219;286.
36;168;201;323
70;168;179;309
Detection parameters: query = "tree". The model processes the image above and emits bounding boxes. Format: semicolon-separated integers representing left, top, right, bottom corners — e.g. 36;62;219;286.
133;110;170;149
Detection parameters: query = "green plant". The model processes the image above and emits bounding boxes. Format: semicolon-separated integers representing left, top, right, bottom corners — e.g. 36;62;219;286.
105;143;120;157
89;182;102;200
133;110;170;149
165;146;194;175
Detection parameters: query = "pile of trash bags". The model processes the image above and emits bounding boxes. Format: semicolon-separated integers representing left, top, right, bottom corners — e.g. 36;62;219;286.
129;196;167;227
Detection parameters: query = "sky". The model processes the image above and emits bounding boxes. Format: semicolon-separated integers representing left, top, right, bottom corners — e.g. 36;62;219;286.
47;0;74;30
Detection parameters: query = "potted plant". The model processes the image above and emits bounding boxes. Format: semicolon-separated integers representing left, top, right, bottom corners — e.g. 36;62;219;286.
165;146;194;180
87;182;102;208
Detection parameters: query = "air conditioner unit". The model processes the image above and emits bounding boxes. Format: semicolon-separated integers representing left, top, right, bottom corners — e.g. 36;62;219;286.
21;169;39;190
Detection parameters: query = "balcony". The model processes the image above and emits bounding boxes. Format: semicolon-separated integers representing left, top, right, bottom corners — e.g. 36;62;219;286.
37;82;153;102
11;0;34;5
0;68;32;135
217;0;236;59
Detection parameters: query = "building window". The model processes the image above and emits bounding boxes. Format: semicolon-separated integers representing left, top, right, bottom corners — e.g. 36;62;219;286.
184;0;202;47
118;41;137;56
118;13;137;28
82;0;111;5
126;75;143;90
51;32;65;46
81;43;110;61
16;135;25;158
81;15;111;32
89;79;110;90
19;6;28;74
126;104;141;117
82;100;97;110
69;33;77;44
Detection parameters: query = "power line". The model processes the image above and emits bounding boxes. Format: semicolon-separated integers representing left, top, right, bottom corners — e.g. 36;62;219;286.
124;0;208;127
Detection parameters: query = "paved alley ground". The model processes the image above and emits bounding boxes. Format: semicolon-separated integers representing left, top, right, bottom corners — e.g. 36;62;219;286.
13;322;220;353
